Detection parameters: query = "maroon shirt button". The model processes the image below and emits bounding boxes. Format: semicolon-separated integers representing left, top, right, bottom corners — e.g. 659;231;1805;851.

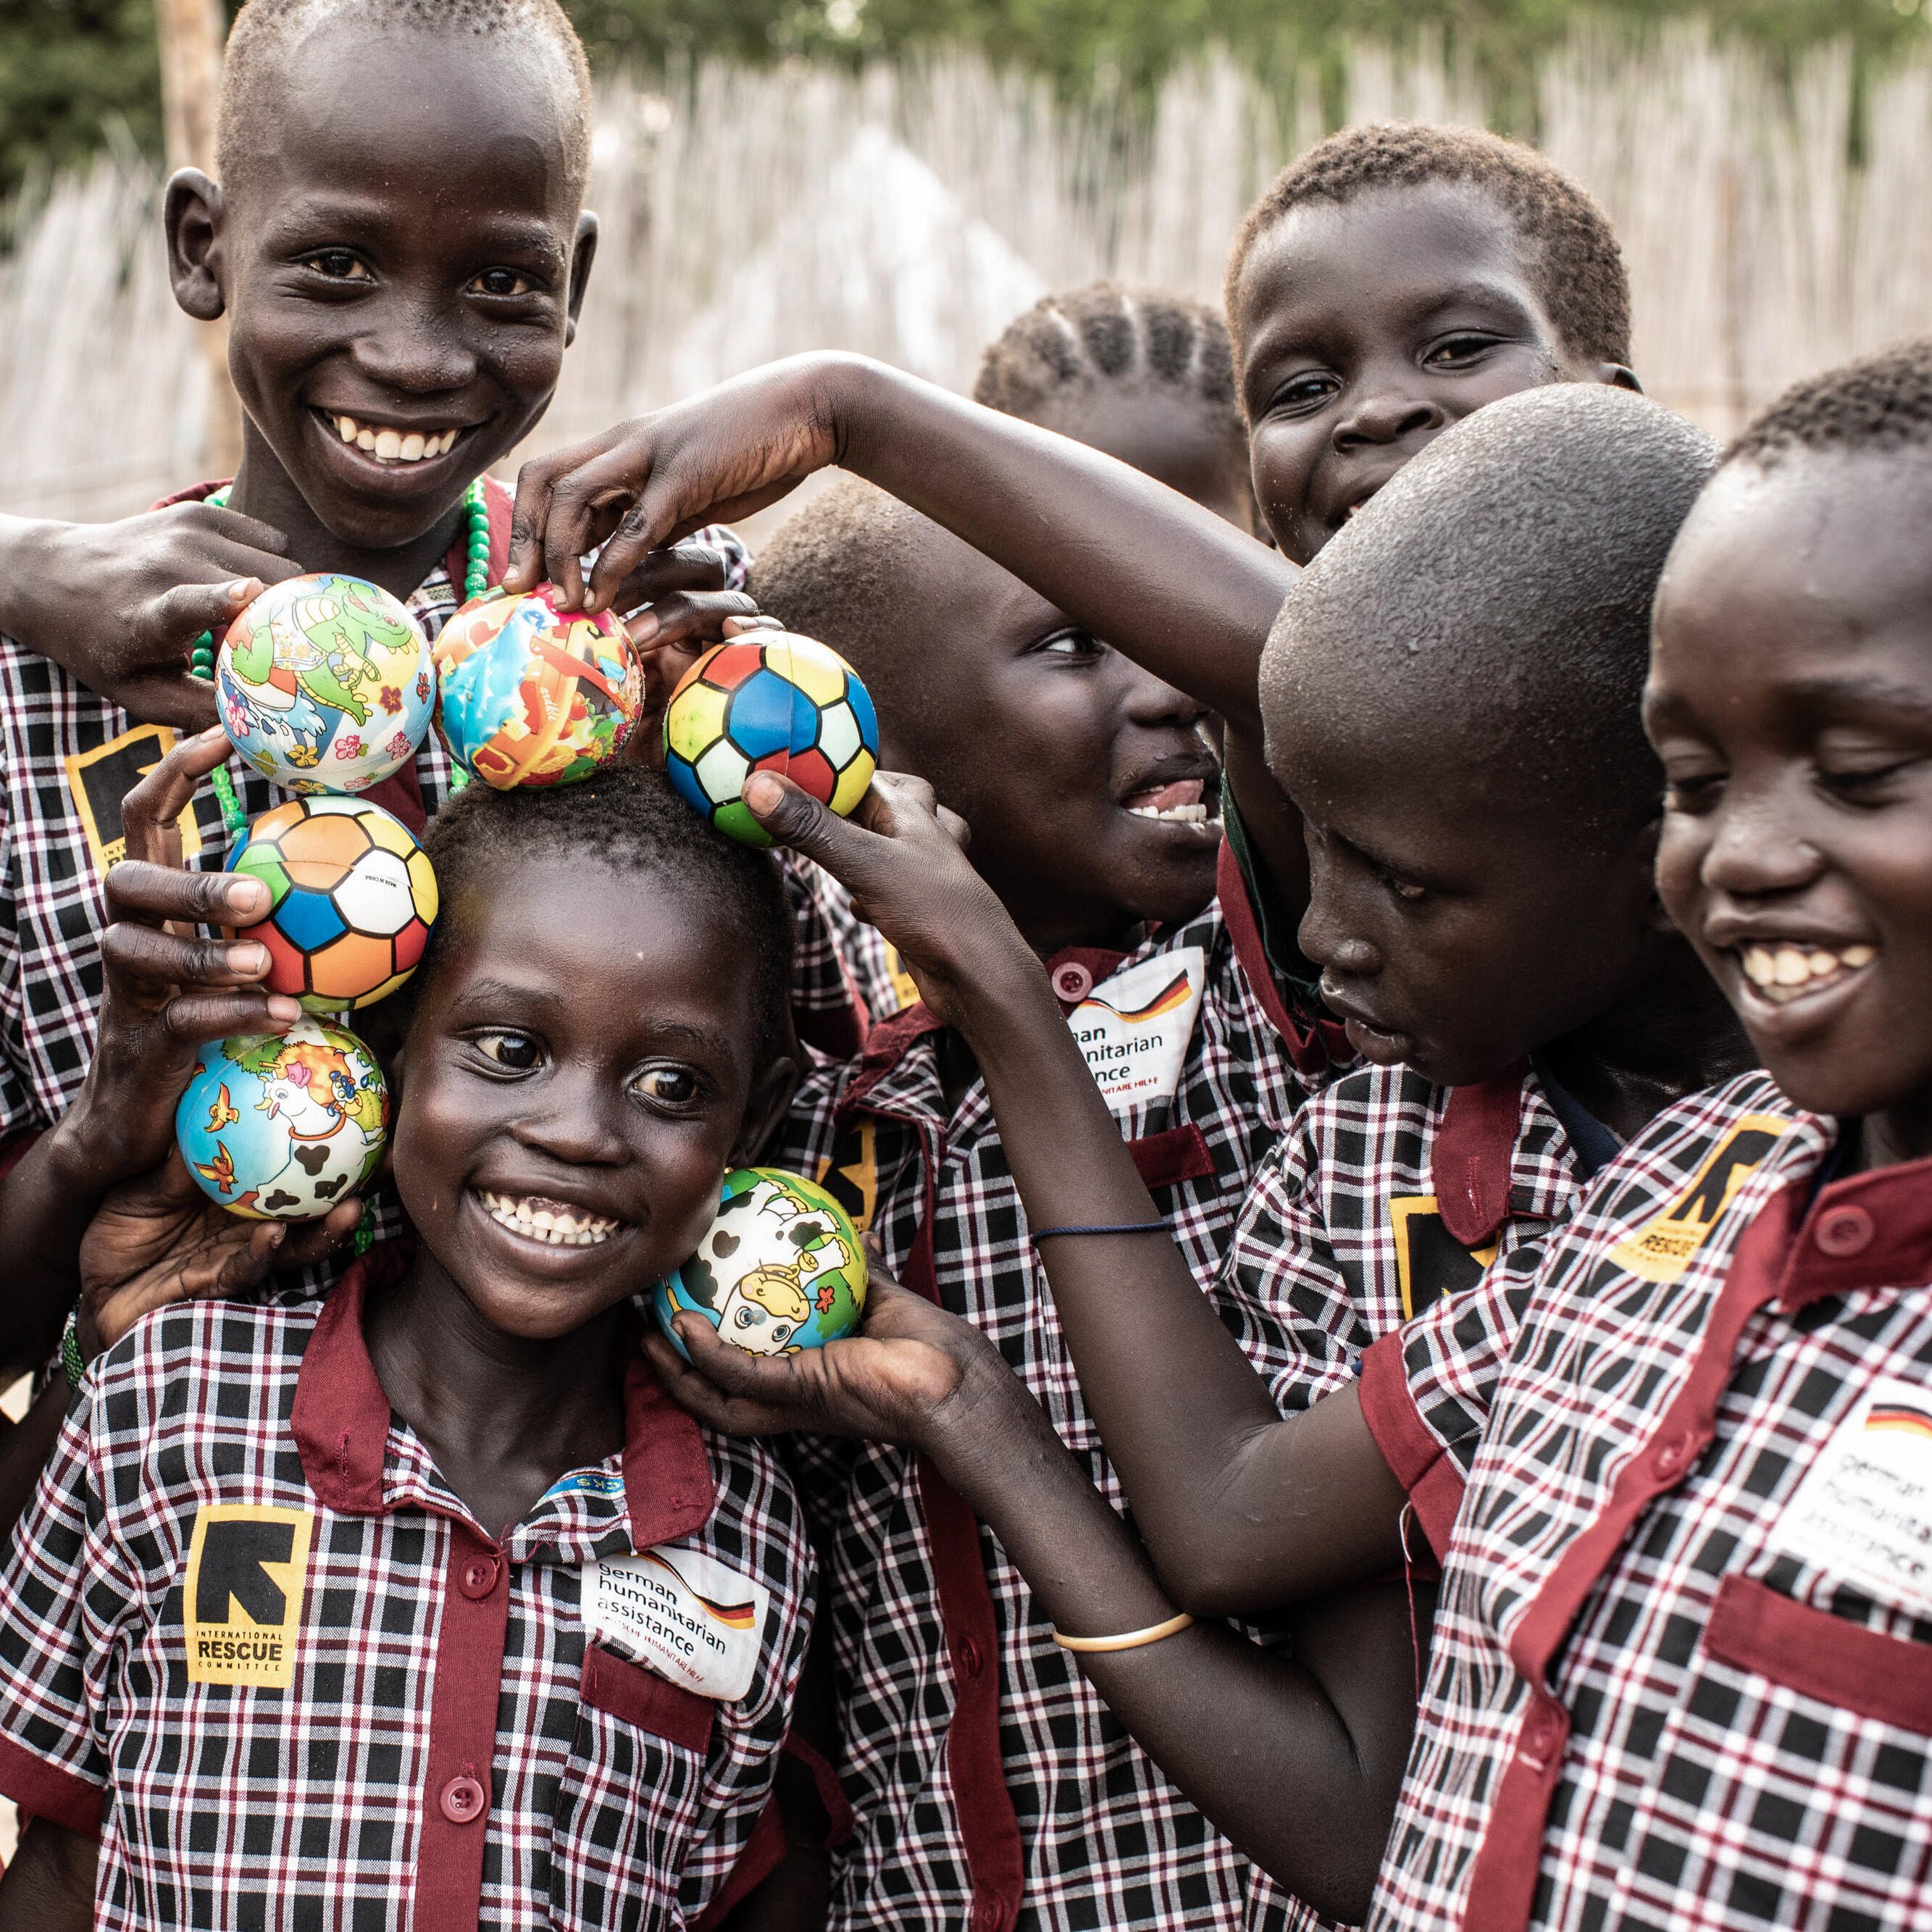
957;1635;984;1677
459;1555;502;1599
1051;962;1093;1003
1524;1701;1563;1760
1814;1203;1875;1258
1652;1431;1694;1479
439;1773;488;1824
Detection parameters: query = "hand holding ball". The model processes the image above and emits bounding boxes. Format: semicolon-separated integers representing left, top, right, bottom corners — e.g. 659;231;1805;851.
177;1019;388;1220
230;796;438;1012
217;574;433;793
664;633;879;846
655;1169;869;1357
433;585;641;787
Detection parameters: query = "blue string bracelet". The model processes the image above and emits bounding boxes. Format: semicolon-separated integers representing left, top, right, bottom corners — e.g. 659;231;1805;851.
1030;1222;1169;1242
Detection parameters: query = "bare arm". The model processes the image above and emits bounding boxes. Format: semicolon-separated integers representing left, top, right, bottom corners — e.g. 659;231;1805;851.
0;1815;96;1928
743;773;1410;1610
652;1290;1421;1923
506;354;1295;745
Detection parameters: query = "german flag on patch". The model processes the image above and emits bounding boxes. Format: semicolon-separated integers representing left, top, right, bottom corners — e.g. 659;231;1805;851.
1087;969;1194;1025
1865;1401;1932;1442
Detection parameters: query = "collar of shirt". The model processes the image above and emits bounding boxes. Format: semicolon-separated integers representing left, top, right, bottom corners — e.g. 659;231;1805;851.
289;1242;717;1563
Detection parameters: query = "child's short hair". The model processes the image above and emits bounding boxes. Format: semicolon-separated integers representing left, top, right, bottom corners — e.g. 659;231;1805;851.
748;478;926;704
1727;335;1932;467
1225;122;1631;371
413;764;794;1063
973;283;1239;432
217;0;594;196
1263;383;1713;841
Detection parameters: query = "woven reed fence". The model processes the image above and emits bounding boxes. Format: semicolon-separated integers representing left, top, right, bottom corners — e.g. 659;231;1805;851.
4;25;1931;520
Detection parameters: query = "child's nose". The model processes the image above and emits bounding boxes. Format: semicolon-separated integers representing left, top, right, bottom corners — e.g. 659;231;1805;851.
1702;795;1824;899
1122;661;1208;728
348;296;480;394
1331;390;1447;451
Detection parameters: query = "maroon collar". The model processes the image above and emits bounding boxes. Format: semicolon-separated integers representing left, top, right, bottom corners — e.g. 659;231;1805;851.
290;1244;716;1551
1431;1066;1529;1247
1778;1145;1932;1311
1214;838;1352;1079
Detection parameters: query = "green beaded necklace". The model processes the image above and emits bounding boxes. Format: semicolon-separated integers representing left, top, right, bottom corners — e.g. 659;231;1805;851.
193;477;493;842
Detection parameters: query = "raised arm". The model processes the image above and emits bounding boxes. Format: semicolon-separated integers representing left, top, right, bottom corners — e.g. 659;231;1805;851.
506;354;1295;742
651;1284;1423;1924
740;772;1410;1610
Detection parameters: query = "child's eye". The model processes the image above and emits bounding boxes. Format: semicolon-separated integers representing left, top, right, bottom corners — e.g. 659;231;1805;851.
470;267;535;298
1266;372;1339;416
301;249;371;281
474;1030;544;1071
1423;333;1501;369
1662;771;1724;813
1381;873;1429;903
1820;758;1918;801
1035;630;1102;661
633;1066;700;1105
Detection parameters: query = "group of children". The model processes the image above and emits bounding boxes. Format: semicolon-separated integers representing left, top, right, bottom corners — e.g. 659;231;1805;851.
0;0;1924;1926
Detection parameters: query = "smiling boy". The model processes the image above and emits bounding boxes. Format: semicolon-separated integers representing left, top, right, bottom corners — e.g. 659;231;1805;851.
0;766;814;1928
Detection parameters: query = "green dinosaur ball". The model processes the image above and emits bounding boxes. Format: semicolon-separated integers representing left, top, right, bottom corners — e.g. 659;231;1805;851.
216;574;435;795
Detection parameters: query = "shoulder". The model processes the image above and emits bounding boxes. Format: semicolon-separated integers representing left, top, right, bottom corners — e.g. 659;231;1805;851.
91;1297;316;1435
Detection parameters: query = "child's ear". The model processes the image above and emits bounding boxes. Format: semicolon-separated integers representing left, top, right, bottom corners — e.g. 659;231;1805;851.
564;212;599;348
165;169;227;322
729;1053;800;1167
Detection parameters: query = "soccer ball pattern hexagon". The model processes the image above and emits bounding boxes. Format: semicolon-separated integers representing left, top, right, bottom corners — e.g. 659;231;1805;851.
662;632;879;846
231;795;440;1011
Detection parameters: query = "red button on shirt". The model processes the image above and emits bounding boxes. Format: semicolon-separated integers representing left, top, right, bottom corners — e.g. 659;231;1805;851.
1652;1432;1693;1480
439;1774;487;1825
1815;1203;1875;1258
459;1555;501;1600
956;1635;983;1678
1051;962;1093;1003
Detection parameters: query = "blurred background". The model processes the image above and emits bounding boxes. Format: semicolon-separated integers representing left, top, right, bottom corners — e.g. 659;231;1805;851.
4;0;1931;519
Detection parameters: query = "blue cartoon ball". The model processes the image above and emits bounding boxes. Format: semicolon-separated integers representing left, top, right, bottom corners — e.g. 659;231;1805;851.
654;1168;869;1358
216;573;434;794
175;1019;389;1220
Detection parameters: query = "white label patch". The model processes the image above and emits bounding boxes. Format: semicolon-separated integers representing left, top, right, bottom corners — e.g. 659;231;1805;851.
1770;1375;1932;1617
583;1544;769;1702
1067;947;1205;1114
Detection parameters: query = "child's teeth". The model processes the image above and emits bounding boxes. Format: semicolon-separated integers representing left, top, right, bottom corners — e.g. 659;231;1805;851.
338;415;356;442
374;429;402;460
332;412;458;462
1741;941;1876;1001
356;428;377;451
400;432;425;461
479;1189;619;1246
1126;803;1212;822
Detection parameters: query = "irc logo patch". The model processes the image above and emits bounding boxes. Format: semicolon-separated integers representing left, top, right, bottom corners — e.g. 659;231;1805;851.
184;1505;314;1688
1388;1195;1500;1320
1607;1113;1790;1282
63;724;204;877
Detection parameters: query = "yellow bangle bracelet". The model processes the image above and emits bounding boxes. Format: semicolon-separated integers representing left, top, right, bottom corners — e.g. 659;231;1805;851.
1050;1610;1195;1654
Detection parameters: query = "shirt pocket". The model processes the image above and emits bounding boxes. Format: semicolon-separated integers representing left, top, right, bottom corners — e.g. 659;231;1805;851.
1618;1573;1932;1928
550;1644;716;1930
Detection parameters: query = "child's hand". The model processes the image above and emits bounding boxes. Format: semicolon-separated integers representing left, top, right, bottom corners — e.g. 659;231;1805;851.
77;1153;361;1356
8;505;296;727
62;727;302;1183
740;769;1038;1035
643;1277;1007;1449
506;355;850;612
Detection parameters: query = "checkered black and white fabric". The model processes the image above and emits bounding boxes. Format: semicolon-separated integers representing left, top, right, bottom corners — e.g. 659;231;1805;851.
1228;1062;1581;1422
0;1253;812;1930
1366;1071;1932;1932
774;903;1326;1932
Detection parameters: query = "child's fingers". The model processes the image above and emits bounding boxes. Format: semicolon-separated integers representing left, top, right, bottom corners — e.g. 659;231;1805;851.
507;424;633;606
625;589;762;651
162;990;302;1042
182;503;294;561
119;727;234;871
137;579;264;663
642;1329;798;1436
113;672;222;733
100;919;275;996
608;540;734;614
106;858;270;934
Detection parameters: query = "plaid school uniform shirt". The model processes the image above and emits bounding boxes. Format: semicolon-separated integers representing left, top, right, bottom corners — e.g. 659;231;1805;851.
773;898;1333;1932
1358;1069;1932;1932
0;1247;814;1931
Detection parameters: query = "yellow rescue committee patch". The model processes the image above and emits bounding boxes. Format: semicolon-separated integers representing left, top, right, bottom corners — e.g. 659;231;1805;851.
816;1116;879;1234
1607;1113;1791;1283
882;945;921;1015
64;724;204;877
1388;1195;1500;1320
184;1504;313;1689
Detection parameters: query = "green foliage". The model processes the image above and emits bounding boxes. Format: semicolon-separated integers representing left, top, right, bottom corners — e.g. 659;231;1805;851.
1;0;1925;197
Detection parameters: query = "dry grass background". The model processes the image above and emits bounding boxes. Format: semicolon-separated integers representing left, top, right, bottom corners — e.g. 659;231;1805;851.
4;22;1932;521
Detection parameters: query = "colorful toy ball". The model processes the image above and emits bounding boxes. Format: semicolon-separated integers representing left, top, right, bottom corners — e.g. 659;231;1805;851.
230;795;438;1012
176;1019;388;1221
663;632;879;847
216;573;434;794
432;585;642;788
654;1168;869;1358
